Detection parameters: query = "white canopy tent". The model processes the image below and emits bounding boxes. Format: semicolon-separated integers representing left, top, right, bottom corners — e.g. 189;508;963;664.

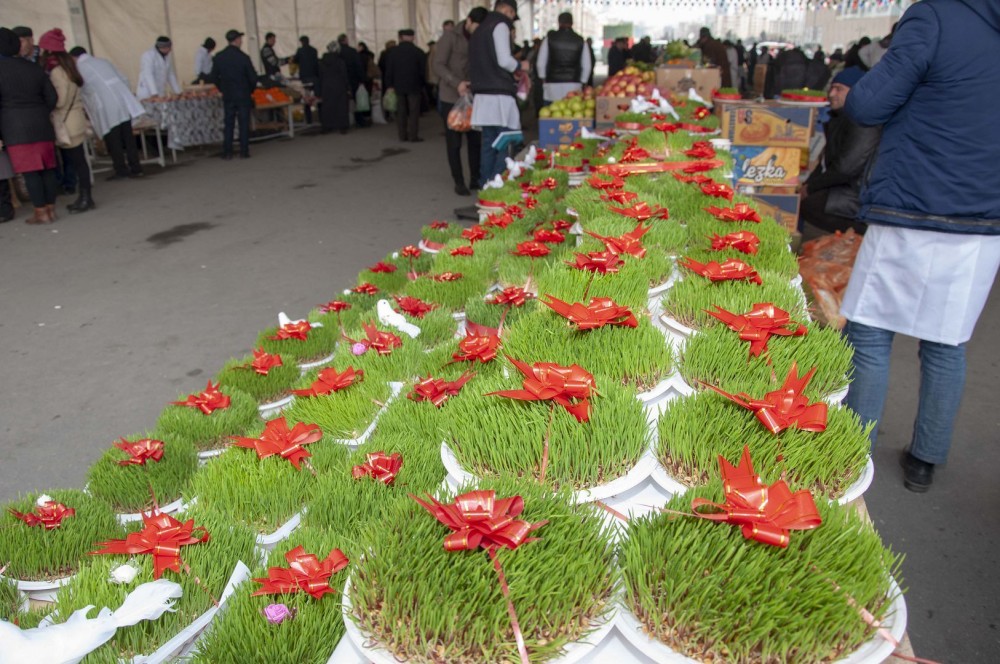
5;0;540;91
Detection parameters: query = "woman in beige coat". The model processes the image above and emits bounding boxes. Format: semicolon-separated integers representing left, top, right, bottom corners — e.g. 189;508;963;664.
40;28;95;214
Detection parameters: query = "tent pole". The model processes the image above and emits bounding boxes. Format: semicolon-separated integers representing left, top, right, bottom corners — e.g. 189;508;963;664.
453;0;460;22
345;0;357;43
294;0;300;40
67;0;93;54
244;0;261;67
163;0;173;40
408;0;417;31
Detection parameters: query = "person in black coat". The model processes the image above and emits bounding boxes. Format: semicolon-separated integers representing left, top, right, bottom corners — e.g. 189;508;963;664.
319;41;351;134
384;29;427;142
336;34;367;127
294;36;320;124
211;30;258;159
0;27;59;224
607;38;628;78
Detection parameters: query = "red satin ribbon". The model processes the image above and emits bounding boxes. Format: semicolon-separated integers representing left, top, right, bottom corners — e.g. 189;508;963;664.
600;190;638;205
713;91;742;101
421;239;445;251
353;322;403;355
700;182;735;200
452;323;502;364
491;286;533;307
9;501;75;530
488;356;597;422
679;256;763;285
621;139;651;163
692;106;712;120
512;241;551;258
319;300;351;314
352;451;403;484
367;261;398;273
252;545;349;599
691;445;822;547
681;122;717;133
506;204;526;218
586;223;650;259
682;160;719;173
115;438;165;466
706;203;762;223
409;372;475;407
710;230;760;255
533;228;566;244
614;121;647;131
91;508;210;579
703;363;828;434
542;295;638;330
462;226;491;243
267;321;313;341
523;197;538;210
171;381;231;415
551;219;573;232
450;244;475;256
429;221;450;230
400;245;422;259
567;250;624;275
780;91;827;102
394;295;437;319
231;416;324;470
292;366;364;397
673;173;713;185
684;140;717;159
484;211;515;229
706;303;807;358
431;272;463;282
553;163;585;173
242;348;283;375
351;282;380;295
520;182;541;195
478;197;507;208
586;174;626;190
609;200;670;221
653;122;681;134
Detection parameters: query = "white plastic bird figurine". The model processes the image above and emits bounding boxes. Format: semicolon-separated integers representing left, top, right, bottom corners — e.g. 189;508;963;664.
376;300;421;339
524;145;538;166
278;311;322;329
482;174;505;190
629;95;655;114
650;88;681;119
504;157;523;180
0;579;182;664
686;86;710;109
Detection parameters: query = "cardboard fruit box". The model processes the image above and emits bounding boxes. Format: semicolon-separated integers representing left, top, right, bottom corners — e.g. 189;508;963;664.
539;118;596;150
654;66;722;98
595;96;636;125
720;101;816;149
730;146;802;187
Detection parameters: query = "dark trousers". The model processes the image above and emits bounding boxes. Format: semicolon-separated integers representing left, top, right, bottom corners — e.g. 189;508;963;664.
799;188;866;240
23;169;58;207
63;145;92;191
104;120;142;176
396;92;421;141
223;101;251;157
302;78;318;124
438;100;481;187
56;148;77;191
0;180;12;219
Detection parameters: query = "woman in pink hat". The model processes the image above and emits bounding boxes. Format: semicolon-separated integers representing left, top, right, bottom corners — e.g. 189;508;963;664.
40;28;95;214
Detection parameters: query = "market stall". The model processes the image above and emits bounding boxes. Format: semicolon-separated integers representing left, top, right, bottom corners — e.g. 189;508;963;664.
142;89;226;154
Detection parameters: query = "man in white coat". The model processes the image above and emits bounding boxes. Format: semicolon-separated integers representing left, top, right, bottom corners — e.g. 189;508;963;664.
136;36;181;100
71;47;147;180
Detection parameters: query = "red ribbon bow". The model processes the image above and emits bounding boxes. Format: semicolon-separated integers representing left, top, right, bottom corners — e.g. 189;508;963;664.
484;212;514;229
400;245;422;259
567;251;624;275
551;219;573;232
673;172;713;184
542;295;638;331
705;203;762;223
523;197;539;210
452;321;502;364
409;372;475;407
267;321;313;341
710;231;760;255
533;228;566;244
684;140;717;159
653;122;682;133
292;366;364;397
355;322;402;355
115;438;165;466
243;348;284;375
600;190;639;204
700;182;735;200
367;261;398;273
609;201;669;221
91;508;210;579
450;244;475;256
586;175;626;190
171;381;231;415
512;241;551;258
351;282;380;295
430;220;450;230
506;204;526;218
394;295;437;319
692;445;822;547
679;257;763;285
692;106;712;120
412;490;546;552
586;223;650;259
539;177;558;190
520;182;541;195
319;300;351;314
621;139;651;163
683;160;718;174
706;303;807;358
9;501;76;530
491;286;533;307
252;545;349;599
703;363;828;434
231;417;324;470
352;452;403;484
488;356;597;423
681;122;717;133
431;272;463;282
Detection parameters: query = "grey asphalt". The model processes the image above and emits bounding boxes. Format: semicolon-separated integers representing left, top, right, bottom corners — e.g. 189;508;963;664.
1;121;995;662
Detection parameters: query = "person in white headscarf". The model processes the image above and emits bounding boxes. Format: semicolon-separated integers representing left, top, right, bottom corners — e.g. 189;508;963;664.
136;36;181;99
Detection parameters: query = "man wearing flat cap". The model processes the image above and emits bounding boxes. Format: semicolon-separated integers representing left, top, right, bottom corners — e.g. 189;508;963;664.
384;29;427;142
210;30;258;159
137;35;181;100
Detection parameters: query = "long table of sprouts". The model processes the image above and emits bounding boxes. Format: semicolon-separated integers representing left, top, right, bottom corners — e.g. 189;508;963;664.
0;95;918;664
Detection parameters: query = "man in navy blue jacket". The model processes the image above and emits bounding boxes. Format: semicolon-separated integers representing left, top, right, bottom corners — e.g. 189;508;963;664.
839;0;1000;492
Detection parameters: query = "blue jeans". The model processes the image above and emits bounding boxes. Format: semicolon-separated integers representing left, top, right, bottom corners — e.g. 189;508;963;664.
843;320;966;465
479;125;511;188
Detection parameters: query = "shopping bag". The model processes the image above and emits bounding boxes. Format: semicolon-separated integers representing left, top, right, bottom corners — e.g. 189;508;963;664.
355;85;371;112
447;94;473;132
383;88;398;113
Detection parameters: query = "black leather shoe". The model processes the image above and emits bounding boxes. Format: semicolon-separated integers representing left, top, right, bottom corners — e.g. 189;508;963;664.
469;180;480;191
899;451;934;493
454;183;471;196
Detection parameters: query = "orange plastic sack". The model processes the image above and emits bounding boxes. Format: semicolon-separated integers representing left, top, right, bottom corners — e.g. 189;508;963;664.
448;94;473;132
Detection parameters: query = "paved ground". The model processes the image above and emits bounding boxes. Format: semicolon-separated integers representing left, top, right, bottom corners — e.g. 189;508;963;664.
1;120;995;662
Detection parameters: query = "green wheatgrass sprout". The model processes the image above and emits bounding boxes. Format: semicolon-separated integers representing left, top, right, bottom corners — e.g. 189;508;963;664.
372;380;468;442
613;110;653;126
446;372;649;491
192;527;352;664
534;258;650;312
656;392;871;498
429;243;498;286
463;293;539;330
215;352;303;404
397;305;457;350
85;432;198;513
570;194;688;255
256;320;340;363
562;181;603;214
153;385;259;453
501;308;673;391
0;489;124;581
330;325;430;382
350;477;618;663
45;505;257;664
620;483;901;664
683;240;800;279
360;257;409;293
661;274;808;330
679;322;853;399
420;343;506;383
553;147;588;170
478;180;530;206
307;294;377;334
496;240;577;287
0;576;19;622
684;209;793;249
574;234;678;290
636;127;669;155
422;221;465;245
282;371;392;441
403;270;494;312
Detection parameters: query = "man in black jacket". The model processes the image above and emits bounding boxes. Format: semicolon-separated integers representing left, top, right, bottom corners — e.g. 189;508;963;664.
799;67;880;239
607;38;628;78
384;29;427;142
211;30;258;159
537;12;591;105
294;36;320;124
337;34;367;127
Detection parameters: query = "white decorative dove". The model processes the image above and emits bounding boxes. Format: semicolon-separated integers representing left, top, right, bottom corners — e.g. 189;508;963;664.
0;579;182;664
482;174;505;190
687;86;710;109
277;312;322;329
504;157;523;180
524;145;538;166
376;300;421;339
629;95;655;114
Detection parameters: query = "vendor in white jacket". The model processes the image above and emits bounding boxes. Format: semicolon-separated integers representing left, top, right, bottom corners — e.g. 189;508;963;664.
136;36;181;100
